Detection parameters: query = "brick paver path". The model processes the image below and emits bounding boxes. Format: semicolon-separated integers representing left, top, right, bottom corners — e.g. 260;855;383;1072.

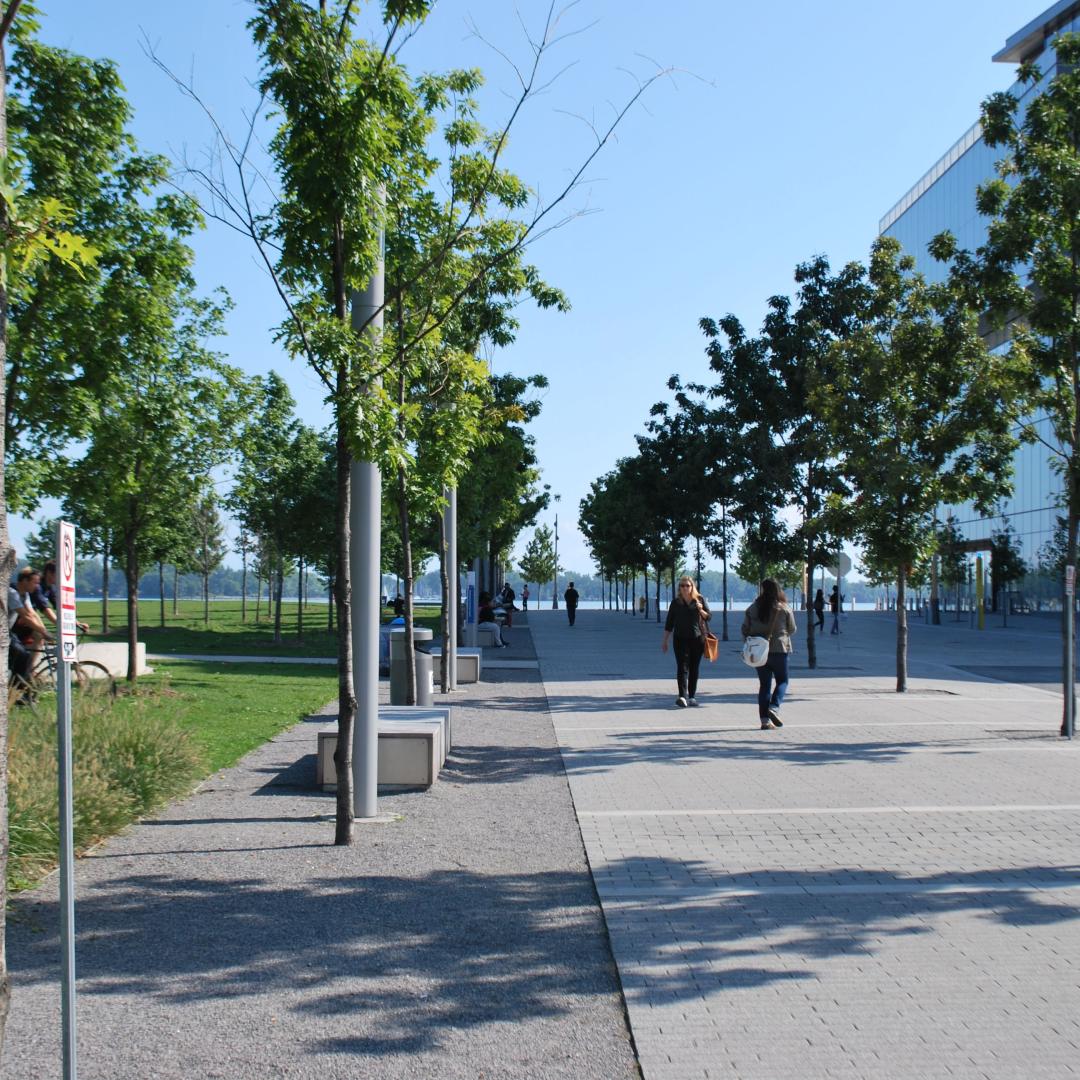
530;608;1080;1080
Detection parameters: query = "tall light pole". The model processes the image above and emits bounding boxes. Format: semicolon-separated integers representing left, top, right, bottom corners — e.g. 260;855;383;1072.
551;494;561;609
350;216;383;820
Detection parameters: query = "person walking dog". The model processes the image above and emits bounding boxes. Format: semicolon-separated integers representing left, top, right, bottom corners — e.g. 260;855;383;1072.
742;578;796;729
661;576;712;708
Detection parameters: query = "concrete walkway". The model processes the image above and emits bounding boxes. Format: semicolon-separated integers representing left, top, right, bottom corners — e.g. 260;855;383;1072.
529;607;1080;1080
3;621;637;1080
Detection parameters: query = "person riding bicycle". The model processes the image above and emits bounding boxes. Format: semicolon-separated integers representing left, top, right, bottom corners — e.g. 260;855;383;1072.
13;567;48;648
8;579;32;686
37;560;89;633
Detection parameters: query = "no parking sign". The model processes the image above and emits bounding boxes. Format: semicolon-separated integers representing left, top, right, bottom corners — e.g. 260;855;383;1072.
58;520;77;661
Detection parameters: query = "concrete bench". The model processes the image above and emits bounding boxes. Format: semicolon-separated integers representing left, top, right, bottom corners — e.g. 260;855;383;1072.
378;706;453;755
477;626;498;647
78;641;149;677
428;646;481;684
316;706;453;791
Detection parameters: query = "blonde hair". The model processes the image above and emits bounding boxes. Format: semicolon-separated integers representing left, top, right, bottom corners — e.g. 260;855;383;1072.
677;576;702;605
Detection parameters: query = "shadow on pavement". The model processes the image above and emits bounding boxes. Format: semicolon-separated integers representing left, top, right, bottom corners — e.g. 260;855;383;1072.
9;866;622;1058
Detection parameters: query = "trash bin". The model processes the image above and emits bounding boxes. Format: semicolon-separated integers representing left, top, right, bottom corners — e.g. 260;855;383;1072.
380;616;405;673
390;627;434;705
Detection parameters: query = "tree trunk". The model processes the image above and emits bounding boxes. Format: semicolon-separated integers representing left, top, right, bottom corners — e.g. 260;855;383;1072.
241;549;247;624
721;504;729;641
331;384;356;845
101;538;110;634
655;562;661;623
203;570;209;625
632;572;636;617
172;565;179;616
695;536;702;589
1063;507;1079;735
806;533;817;670
158;562;166;629
438;507;450;694
327;573;334;631
896;563;908;693
124;532;140;684
273;560;283;645
0;22;19;1047
297;553;304;642
397;463;417;705
255;571;262;623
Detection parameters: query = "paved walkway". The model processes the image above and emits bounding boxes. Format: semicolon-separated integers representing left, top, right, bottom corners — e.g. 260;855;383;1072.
3;623;637;1080
529;608;1080;1080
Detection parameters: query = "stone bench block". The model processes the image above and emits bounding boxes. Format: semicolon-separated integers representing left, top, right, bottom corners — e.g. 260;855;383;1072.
316;706;452;790
78;641;149;677
428;646;481;684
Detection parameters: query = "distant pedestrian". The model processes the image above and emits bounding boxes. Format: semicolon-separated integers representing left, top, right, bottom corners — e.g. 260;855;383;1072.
813;588;826;631
522;585;530;611
393;594;405;617
564;582;580;626
742;578;796;730
661;576;712;708
829;585;842;635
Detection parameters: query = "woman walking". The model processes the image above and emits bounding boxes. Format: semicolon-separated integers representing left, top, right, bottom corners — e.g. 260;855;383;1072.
813;588;826;631
661;576;712;708
742;578;797;729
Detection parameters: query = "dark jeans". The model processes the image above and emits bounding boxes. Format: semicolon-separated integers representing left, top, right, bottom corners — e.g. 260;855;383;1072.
756;652;789;718
567;605;577;626
9;637;31;684
674;635;704;699
814;609;825;630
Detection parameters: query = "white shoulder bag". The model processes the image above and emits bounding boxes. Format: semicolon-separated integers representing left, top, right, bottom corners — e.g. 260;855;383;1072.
740;607;781;668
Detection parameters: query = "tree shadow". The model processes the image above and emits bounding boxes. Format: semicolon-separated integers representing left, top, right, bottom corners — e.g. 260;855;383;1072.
7;866;625;1059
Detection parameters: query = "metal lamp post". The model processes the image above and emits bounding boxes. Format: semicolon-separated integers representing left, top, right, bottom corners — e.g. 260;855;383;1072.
551;495;560;609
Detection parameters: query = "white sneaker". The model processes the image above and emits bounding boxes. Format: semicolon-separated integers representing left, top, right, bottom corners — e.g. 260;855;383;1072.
688;697;699;707
676;696;688;708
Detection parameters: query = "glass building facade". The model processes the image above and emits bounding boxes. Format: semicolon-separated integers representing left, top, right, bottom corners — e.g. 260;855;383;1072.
881;1;1080;608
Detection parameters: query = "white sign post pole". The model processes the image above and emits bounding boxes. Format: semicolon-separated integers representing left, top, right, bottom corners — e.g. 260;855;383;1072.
56;519;78;1079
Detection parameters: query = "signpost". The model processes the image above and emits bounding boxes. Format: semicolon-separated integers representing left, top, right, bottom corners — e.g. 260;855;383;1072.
56;520;78;1078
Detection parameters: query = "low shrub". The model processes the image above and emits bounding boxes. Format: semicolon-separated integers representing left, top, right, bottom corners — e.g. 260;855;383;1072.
7;688;205;890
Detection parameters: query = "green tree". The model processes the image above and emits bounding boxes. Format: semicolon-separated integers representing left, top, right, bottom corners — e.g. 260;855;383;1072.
943;31;1080;728
990;520;1029;612
519;524;557;598
229;372;302;645
816;236;1023;691
191;494;228;625
0;1;100;1053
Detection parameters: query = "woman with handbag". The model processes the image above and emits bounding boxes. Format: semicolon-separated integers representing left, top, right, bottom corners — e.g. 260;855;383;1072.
661;576;713;708
741;578;797;729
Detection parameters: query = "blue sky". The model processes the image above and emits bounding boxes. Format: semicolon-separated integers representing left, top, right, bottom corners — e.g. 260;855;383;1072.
20;0;1037;572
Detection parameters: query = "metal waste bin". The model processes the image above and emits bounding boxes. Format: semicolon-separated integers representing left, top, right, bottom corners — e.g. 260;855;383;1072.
390;627;434;706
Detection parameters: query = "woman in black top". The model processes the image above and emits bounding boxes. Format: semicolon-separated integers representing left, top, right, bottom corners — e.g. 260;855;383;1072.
813;588;826;631
661;576;712;708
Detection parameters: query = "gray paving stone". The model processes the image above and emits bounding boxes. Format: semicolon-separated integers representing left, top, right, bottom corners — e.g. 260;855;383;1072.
531;609;1080;1080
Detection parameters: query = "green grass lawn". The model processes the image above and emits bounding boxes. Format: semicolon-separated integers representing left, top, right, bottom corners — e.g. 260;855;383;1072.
82;598;442;657
148;659;341;771
8;658;341;890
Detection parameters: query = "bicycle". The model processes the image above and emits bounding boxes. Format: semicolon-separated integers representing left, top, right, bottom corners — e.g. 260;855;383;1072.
8;630;117;715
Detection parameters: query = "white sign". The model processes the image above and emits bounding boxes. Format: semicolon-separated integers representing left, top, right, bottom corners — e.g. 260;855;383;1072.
58;520;77;662
828;553;853;579
1067;565;1075;598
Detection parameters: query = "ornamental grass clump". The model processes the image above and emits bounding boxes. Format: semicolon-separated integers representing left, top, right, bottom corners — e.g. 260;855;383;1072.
7;689;205;890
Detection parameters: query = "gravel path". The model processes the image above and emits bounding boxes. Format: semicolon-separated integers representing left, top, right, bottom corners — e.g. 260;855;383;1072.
3;622;640;1079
